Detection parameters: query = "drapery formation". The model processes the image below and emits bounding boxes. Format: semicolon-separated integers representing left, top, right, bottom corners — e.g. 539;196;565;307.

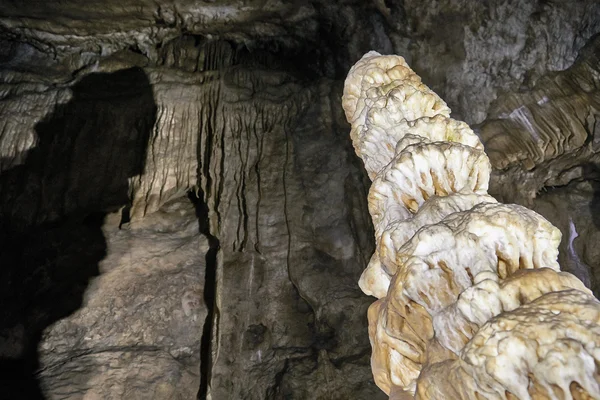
342;51;600;399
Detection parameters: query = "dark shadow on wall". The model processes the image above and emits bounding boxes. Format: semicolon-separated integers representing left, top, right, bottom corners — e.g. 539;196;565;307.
578;162;600;295
188;190;219;400
583;162;600;231
0;67;156;399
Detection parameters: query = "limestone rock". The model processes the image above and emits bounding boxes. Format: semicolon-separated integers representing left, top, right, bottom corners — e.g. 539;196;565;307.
38;198;207;400
402;0;600;124
342;48;600;399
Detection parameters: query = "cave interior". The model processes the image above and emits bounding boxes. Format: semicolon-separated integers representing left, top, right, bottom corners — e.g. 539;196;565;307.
0;1;599;399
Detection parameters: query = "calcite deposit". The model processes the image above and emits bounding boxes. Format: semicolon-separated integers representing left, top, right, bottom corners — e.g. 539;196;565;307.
343;51;600;399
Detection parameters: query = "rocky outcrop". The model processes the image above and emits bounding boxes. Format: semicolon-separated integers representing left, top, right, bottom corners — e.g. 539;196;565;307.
0;31;385;399
38;197;207;400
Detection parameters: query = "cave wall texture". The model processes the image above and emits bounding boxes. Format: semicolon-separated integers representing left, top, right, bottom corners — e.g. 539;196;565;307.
0;0;599;399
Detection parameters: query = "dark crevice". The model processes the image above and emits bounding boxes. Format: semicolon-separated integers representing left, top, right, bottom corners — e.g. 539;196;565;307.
282;123;308;307
195;74;220;399
217;108;226;232
240;128;250;251
119;206;131;229
188;190;219;400
266;358;289;399
253;127;264;254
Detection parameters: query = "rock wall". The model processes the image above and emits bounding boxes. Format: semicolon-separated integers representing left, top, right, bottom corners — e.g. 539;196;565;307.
398;0;600;124
202;76;380;398
0;30;385;398
39;198;207;399
480;34;600;295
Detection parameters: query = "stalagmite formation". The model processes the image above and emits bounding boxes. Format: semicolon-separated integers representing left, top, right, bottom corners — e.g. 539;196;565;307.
342;52;600;399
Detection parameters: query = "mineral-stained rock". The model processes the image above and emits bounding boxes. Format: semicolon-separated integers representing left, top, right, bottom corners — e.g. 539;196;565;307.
343;49;600;400
416;290;600;400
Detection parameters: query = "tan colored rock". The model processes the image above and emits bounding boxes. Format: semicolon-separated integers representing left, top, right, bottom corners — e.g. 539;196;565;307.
342;51;416;124
342;49;600;400
416;290;600;400
368;202;562;393
342;51;452;179
433;268;591;355
394;202;561;314
362;193;496;299
368;292;432;395
355;115;484;180
368;142;490;237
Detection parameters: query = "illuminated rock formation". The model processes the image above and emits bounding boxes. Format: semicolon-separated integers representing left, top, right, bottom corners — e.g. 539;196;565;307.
343;52;600;399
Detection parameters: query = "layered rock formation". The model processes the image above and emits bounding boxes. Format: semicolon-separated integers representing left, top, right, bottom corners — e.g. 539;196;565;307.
342;51;600;398
0;23;385;400
476;35;600;294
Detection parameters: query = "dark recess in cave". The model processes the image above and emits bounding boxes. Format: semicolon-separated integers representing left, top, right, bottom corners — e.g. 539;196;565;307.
188;190;219;400
584;162;600;231
0;67;156;398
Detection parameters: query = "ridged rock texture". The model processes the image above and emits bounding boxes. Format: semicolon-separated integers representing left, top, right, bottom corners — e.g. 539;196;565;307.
479;35;600;294
342;51;600;399
0;0;599;399
0;9;386;399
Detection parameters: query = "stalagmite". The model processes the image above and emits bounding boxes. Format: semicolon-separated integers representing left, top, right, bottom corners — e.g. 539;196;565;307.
342;52;600;399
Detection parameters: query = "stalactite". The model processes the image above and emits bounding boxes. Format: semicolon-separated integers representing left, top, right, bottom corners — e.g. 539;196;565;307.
342;51;600;399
